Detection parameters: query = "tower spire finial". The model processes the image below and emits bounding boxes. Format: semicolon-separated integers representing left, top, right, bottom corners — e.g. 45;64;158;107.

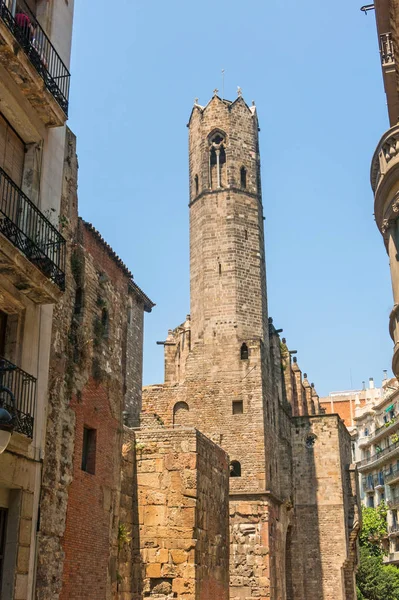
213;88;219;97
237;86;242;97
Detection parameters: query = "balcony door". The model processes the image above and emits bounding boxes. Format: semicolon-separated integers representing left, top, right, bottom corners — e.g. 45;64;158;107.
0;113;24;187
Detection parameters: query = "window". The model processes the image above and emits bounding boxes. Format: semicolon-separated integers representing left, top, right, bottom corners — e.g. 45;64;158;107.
209;130;226;189
0;508;7;591
240;166;247;189
368;495;374;508
173;401;189;427
81;427;96;474
230;461;241;477
195;174;199;195
74;287;83;315
240;343;249;360
232;400;243;415
127;298;133;325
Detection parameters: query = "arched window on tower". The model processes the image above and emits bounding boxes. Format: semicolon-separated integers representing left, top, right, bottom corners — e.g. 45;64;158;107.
240;166;247;189
230;461;241;477
240;343;249;360
209;131;226;189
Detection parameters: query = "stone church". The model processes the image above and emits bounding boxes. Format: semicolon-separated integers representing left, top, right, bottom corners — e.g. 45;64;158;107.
34;94;360;600
141;93;360;600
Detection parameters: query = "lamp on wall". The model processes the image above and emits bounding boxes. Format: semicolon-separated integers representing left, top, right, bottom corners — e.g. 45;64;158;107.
0;361;16;454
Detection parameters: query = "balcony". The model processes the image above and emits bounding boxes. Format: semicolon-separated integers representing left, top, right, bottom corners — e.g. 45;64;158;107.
0;356;36;438
389;523;399;536
386;466;399;486
388;491;399;509
359;435;371;449
370;124;399;231
358;439;399;472
0;166;65;302
384;551;399;564
0;0;70;126
362;476;375;493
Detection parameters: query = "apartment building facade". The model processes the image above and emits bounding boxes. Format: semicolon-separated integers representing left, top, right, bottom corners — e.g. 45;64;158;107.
0;1;74;597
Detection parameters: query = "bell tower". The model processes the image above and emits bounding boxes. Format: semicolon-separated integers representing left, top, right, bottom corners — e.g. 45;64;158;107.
188;93;269;348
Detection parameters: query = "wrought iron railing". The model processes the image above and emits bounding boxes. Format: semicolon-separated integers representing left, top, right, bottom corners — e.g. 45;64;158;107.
0;357;36;438
358;439;399;468
0;0;70;114
0;166;66;289
363;476;375;492
386;466;399;485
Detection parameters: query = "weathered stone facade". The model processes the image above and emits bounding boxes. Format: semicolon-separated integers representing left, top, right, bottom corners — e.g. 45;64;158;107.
119;428;229;600
36;128;154;600
142;94;360;599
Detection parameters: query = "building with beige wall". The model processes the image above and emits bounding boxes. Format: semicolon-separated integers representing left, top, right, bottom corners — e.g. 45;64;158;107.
320;377;383;429
368;0;399;378
0;1;74;597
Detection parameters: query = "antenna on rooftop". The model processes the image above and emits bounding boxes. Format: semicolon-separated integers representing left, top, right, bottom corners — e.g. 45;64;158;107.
221;69;225;100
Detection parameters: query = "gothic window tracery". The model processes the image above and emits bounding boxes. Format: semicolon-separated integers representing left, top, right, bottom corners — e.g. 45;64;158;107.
208;131;226;189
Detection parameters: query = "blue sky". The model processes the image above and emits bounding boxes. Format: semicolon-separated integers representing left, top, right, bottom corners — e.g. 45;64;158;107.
68;0;392;396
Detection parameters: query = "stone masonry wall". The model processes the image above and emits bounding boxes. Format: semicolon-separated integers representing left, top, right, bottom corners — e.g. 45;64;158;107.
119;428;229;600
290;415;358;600
36;128;148;600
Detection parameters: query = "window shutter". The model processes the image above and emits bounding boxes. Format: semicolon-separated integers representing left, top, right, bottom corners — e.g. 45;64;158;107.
0;113;25;187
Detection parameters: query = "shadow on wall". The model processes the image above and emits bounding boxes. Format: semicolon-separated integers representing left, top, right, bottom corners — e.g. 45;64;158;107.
118;430;144;599
289;420;324;600
290;417;358;600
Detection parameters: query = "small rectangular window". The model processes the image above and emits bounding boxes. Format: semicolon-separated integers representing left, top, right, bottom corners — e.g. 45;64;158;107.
232;400;243;415
81;427;96;474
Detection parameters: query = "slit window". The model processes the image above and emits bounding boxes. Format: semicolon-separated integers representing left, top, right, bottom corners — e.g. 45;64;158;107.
82;427;96;474
195;174;199;195
101;308;109;337
230;461;241;477
74;287;83;315
240;343;249;360
240;166;247;189
232;400;243;415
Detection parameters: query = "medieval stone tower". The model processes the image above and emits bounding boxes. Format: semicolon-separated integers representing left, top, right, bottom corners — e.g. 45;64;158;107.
142;93;359;600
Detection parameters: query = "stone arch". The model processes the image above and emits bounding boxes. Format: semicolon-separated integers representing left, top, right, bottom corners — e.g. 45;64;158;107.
230;460;241;477
173;401;189;427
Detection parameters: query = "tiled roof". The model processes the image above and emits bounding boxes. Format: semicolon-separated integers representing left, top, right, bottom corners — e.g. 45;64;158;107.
81;219;154;312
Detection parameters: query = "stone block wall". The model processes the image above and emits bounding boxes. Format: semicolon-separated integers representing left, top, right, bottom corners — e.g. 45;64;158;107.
290;415;359;600
119;428;229;600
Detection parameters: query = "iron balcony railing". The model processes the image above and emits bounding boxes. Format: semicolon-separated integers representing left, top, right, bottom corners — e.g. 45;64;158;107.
0;357;36;438
0;166;66;290
372;413;399;439
386;466;399;485
363;476;375;492
0;0;70;114
358;439;399;468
